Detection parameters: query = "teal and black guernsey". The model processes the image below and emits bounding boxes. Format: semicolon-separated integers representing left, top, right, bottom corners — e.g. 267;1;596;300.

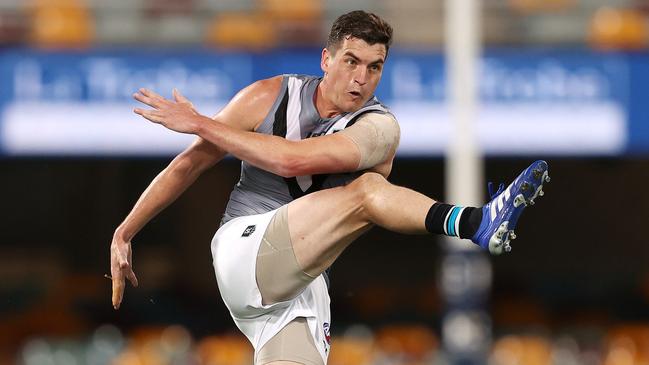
221;74;391;225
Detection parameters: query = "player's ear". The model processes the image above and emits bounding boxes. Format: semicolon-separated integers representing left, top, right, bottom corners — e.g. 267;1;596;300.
321;48;330;73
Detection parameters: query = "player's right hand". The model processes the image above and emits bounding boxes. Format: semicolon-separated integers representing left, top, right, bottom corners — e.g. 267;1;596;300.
110;233;139;310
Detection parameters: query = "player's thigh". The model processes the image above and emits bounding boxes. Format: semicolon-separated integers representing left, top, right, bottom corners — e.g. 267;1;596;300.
286;172;385;275
263;362;304;365
256;317;324;365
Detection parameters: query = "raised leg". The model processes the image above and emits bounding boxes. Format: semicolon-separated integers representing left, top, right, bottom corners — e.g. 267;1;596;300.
287;172;435;277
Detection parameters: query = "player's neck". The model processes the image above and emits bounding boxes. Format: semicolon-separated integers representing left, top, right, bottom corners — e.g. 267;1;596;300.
315;79;342;119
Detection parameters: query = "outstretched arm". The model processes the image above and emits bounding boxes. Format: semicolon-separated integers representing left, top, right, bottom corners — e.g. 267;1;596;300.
111;79;280;309
134;88;399;178
111;137;225;309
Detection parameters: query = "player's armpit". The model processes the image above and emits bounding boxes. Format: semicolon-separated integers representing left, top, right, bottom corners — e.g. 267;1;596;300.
337;112;400;170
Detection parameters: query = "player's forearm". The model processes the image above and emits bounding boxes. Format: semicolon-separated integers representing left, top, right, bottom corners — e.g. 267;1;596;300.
114;155;206;242
193;115;297;177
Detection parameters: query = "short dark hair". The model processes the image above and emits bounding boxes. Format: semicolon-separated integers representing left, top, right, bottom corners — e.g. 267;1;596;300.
326;10;393;55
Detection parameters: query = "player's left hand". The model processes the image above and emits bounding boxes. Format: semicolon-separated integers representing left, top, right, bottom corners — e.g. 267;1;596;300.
110;233;138;310
133;88;201;134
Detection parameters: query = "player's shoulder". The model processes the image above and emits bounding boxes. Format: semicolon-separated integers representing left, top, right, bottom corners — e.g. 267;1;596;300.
226;76;283;117
216;76;285;130
357;111;399;129
355;96;395;121
238;74;318;110
242;75;284;102
249;73;313;90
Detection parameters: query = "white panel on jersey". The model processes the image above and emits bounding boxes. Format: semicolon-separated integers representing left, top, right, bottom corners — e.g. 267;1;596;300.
324;104;388;136
285;77;313;192
296;173;312;191
285;77;304;141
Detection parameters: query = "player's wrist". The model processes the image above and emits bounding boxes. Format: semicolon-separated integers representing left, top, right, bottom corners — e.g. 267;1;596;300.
113;226;133;243
192;115;209;136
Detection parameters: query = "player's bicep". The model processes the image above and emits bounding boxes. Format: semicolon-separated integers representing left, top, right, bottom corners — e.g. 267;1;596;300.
337;113;400;170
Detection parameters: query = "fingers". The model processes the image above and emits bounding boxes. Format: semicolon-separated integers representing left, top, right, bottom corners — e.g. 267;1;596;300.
173;88;191;104
133;88;167;109
126;269;139;288
111;242;137;310
126;247;138;287
111;266;139;309
111;262;138;309
140;88;165;100
111;267;125;309
132;91;154;107
111;246;126;309
134;108;165;123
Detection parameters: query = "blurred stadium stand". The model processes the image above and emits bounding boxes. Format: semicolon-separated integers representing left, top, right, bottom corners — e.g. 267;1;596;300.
2;1;649;365
0;0;646;48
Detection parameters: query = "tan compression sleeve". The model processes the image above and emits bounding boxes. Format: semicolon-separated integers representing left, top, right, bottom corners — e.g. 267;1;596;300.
337;112;400;170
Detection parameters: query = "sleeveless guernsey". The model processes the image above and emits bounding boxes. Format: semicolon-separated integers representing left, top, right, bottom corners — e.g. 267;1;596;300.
221;74;390;225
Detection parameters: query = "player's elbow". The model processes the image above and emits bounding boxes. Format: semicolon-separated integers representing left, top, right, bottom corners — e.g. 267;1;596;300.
170;153;199;179
275;154;306;178
273;139;360;177
172;148;218;179
278;154;357;177
270;141;310;177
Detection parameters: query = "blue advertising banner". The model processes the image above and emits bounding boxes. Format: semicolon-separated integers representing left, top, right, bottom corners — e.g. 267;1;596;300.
0;48;640;156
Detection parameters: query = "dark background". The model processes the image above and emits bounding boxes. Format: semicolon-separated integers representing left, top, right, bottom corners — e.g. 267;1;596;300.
3;157;647;340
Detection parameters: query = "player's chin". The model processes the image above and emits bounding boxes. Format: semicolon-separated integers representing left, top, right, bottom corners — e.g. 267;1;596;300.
341;99;365;113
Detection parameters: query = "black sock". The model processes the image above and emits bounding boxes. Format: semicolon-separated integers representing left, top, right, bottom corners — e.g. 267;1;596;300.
425;203;482;239
458;206;482;239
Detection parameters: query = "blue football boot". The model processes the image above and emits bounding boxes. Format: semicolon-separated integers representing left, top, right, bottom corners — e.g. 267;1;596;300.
471;160;550;255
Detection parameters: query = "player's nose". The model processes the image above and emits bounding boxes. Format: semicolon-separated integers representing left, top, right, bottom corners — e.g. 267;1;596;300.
354;67;368;85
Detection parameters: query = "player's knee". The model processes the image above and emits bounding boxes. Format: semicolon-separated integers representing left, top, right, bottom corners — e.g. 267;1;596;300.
350;172;389;209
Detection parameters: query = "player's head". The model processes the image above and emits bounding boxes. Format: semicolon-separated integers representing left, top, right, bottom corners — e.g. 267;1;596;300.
326;10;393;57
320;10;393;113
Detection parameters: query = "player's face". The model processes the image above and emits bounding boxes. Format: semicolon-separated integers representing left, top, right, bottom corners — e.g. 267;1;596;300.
321;37;387;113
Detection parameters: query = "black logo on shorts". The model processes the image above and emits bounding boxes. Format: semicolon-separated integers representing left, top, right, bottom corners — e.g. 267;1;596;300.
242;225;256;237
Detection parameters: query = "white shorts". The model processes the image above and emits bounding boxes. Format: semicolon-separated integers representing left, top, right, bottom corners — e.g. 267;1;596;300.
211;209;332;364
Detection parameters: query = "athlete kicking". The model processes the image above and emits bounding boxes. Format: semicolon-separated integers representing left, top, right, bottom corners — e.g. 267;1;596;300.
110;10;549;365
